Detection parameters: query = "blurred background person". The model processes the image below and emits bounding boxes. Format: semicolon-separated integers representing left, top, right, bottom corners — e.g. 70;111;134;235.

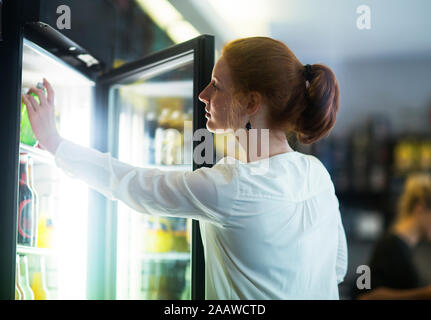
354;173;431;299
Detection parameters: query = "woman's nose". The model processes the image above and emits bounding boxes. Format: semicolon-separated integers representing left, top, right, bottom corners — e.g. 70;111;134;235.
199;85;210;104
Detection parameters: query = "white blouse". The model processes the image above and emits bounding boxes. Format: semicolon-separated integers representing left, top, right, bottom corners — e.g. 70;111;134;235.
55;139;348;300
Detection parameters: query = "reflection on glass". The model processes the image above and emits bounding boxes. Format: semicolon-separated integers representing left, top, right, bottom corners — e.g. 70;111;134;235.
112;56;194;300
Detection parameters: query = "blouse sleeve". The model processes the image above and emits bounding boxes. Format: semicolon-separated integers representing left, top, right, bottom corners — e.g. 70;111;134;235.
336;211;348;284
54;139;237;227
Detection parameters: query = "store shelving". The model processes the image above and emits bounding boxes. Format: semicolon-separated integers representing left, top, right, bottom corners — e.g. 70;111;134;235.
16;245;56;257
141;252;190;261
19;143;55;166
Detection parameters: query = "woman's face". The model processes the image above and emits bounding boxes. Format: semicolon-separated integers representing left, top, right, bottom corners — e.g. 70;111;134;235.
199;56;240;133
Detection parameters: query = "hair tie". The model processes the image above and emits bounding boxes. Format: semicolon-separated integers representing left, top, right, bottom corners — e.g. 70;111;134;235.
304;64;313;82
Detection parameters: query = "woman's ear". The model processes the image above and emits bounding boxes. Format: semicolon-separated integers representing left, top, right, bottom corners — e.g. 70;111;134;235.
245;91;262;116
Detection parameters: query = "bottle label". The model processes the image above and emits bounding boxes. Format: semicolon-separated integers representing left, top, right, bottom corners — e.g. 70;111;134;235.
18;199;33;240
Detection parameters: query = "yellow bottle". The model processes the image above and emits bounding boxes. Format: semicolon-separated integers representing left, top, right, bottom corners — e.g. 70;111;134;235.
31;257;48;300
37;196;55;249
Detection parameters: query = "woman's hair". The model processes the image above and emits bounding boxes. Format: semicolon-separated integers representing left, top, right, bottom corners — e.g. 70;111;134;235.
221;37;340;144
395;173;431;223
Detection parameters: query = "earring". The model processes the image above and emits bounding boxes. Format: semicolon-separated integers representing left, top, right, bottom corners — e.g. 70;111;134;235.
245;121;252;131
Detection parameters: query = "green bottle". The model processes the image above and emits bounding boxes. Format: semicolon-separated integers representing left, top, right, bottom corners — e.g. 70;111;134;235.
21;83;44;146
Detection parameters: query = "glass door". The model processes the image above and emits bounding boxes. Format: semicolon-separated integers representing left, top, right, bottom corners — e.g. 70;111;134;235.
98;35;214;300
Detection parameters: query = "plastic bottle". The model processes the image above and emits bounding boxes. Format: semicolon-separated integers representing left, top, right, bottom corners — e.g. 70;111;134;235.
37;195;55;249
20;83;45;146
31;257;49;300
18;255;34;300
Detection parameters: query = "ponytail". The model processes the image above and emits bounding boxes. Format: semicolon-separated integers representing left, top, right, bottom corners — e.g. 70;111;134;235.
295;64;340;144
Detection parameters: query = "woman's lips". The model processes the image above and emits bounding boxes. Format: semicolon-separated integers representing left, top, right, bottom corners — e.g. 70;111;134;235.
205;112;211;118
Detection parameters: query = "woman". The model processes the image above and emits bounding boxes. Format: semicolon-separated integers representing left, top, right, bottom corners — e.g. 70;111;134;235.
356;173;431;300
22;37;347;299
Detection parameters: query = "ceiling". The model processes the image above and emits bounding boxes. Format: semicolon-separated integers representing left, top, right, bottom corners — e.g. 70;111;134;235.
168;0;431;63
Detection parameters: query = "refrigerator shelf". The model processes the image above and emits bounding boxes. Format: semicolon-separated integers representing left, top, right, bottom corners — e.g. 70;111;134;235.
19;143;55;166
141;252;190;261
17;245;57;256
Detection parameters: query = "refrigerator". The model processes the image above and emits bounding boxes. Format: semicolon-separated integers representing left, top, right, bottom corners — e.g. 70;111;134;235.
0;0;214;300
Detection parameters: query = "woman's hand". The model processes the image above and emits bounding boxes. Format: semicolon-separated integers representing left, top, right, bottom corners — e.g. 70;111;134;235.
21;78;63;155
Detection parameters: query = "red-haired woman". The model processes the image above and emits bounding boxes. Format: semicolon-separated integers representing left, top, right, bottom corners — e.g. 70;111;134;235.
23;37;346;299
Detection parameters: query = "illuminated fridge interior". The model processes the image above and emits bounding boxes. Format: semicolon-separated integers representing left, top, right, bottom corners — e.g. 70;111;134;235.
17;39;94;300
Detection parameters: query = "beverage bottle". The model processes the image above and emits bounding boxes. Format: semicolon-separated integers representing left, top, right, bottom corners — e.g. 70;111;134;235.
180;262;191;300
17;154;36;246
37;195;55;249
27;157;39;247
15;255;24;300
155;109;171;165
157;218;173;252
31;256;49;300
165;110;183;165
143;111;158;165
20;83;45;146
18;255;35;300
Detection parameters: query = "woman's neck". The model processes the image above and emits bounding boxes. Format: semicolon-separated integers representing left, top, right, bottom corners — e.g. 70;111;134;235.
235;128;294;163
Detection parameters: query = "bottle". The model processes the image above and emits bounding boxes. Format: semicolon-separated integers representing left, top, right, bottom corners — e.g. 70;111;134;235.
37;195;55;249
155;109;171;165
31;256;49;300
20;83;45;146
15;255;24;300
143;111;158;165
27;157;39;247
18;255;34;300
17;154;36;247
170;218;189;252
164;110;183;165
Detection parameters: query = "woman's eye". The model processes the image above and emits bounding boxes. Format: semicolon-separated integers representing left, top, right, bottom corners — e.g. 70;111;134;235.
211;81;217;89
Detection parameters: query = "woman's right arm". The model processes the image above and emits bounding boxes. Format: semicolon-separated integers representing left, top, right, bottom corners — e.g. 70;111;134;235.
54;139;237;225
22;80;237;226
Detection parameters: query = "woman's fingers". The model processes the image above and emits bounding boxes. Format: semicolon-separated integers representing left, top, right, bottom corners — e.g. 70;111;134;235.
22;94;37;113
43;78;55;105
28;87;48;107
27;94;41;114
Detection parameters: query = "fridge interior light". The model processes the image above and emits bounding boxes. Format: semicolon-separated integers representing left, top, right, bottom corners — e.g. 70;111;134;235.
77;54;100;68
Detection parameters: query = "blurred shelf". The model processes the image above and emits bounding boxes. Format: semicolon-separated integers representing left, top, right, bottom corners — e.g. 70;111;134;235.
141;252;190;261
17;245;57;256
19;143;55;166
